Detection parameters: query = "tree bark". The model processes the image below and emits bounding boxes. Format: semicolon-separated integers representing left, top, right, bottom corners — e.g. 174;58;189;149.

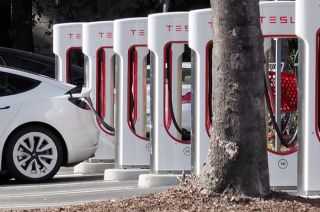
195;0;270;197
11;0;34;51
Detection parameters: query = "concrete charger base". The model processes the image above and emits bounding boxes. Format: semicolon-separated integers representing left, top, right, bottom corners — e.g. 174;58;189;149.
138;174;182;187
74;162;115;174
104;169;150;181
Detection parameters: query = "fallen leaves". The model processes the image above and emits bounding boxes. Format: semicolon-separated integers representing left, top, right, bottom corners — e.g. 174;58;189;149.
5;180;320;212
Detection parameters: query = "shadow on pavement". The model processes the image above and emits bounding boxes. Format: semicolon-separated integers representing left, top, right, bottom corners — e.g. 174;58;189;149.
0;167;104;186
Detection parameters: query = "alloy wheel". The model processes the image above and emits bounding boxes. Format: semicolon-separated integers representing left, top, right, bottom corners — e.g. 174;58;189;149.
12;132;58;179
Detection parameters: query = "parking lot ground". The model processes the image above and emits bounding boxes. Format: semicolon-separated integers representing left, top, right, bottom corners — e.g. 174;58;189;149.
0;167;171;210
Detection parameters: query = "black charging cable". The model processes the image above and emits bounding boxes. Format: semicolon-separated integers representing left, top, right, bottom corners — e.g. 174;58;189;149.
79;97;115;132
129;48;136;132
263;73;294;148
166;45;191;140
208;44;213;123
67;53;74;84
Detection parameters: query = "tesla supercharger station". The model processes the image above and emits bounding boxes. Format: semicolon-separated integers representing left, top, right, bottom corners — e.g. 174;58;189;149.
189;1;297;187
82;21;115;161
148;12;191;173
113;18;150;168
296;0;320;196
53;23;84;84
261;1;297;188
188;9;212;176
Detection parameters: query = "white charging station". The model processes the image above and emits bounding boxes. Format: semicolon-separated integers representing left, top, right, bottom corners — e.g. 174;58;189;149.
113;18;150;168
53;23;84;84
261;1;297;188
148;12;191;173
188;2;297;188
50;2;304;189
82;21;115;162
188;9;212;176
296;0;320;196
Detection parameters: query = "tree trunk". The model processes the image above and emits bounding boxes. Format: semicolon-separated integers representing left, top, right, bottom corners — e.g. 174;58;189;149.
195;0;270;197
11;0;34;51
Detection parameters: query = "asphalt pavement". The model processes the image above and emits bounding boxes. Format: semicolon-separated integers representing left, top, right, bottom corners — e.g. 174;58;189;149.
0;167;171;210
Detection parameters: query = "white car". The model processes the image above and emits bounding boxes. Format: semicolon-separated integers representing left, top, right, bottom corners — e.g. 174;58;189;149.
0;67;99;182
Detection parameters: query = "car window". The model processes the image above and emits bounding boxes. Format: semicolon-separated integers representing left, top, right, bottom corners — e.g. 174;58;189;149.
0;56;6;65
0;72;40;97
2;54;53;77
0;73;6;96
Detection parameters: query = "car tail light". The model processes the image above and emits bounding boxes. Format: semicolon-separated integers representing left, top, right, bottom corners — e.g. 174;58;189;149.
182;92;191;104
68;97;91;110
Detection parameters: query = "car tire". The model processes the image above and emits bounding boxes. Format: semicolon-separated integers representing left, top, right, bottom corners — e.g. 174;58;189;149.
4;126;63;183
0;171;13;182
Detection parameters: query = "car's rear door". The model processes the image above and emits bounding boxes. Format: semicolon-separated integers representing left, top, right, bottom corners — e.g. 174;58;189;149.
0;100;21;138
0;71;40;137
0;72;21;137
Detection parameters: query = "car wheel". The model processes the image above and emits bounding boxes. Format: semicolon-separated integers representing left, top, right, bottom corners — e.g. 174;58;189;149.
5;126;63;183
0;171;13;182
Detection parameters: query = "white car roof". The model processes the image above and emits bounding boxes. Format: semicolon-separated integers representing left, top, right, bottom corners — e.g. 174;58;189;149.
0;66;75;91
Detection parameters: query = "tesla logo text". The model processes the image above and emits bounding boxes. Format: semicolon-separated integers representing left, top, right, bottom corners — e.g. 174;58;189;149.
67;33;81;39
166;25;188;32
260;16;295;24
98;32;113;39
130;29;145;36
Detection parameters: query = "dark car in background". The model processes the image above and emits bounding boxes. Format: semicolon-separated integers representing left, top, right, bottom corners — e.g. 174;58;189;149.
0;47;84;86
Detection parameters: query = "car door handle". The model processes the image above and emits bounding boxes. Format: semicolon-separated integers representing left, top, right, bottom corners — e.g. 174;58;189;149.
0;106;10;110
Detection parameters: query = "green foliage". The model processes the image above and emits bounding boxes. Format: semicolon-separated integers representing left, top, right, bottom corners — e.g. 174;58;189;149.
287;39;298;71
